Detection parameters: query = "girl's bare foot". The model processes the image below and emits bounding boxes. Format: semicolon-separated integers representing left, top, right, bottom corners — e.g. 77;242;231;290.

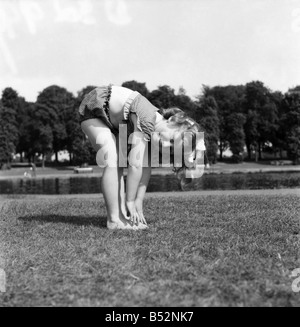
107;215;138;230
135;223;149;230
121;211;148;230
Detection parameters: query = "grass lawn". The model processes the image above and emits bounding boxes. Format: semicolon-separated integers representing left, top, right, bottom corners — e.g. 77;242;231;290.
0;191;299;307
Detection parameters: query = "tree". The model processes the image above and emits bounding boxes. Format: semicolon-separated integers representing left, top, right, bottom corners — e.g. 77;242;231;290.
173;86;198;119
226;113;246;162
268;91;284;158
243;81;278;161
70;86;98;166
148;85;177;109
122;80;150;98
204;85;246;160
288;86;300;94
0;88;19;168
28;103;57;166
148;85;198;118
16;100;36;163
36;85;75;162
281;89;300;163
0;101;10;167
72;135;95;166
195;94;220;164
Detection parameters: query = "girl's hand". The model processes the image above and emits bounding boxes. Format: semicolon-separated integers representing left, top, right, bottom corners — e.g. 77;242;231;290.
134;198;147;226
125;201;139;226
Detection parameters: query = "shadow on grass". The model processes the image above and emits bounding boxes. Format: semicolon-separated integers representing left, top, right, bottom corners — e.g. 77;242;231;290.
18;215;107;228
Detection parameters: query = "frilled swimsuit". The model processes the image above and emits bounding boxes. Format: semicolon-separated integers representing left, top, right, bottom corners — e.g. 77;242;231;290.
78;84;158;143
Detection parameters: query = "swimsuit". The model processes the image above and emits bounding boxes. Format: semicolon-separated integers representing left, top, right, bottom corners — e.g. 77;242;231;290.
78;85;158;142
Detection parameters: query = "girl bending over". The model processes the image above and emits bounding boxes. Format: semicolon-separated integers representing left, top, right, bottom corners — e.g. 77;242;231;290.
79;84;205;230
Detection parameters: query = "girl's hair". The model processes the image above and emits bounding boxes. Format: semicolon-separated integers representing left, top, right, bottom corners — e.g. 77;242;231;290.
159;107;204;188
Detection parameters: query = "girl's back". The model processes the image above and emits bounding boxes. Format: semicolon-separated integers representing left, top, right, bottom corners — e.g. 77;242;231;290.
109;86;134;128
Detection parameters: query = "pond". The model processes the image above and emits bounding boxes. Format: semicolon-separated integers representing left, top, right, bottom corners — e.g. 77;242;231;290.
1;171;300;194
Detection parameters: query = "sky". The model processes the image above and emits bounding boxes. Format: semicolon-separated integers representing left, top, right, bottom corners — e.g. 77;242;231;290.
0;0;300;102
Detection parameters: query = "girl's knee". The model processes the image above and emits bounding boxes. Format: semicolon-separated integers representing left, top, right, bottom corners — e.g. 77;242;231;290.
97;151;118;168
96;135;118;168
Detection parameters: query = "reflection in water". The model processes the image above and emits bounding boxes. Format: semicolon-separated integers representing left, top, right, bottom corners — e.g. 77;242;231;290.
1;172;300;195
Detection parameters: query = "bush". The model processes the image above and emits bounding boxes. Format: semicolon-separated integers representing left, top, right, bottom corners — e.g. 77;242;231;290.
1;162;12;170
231;154;243;163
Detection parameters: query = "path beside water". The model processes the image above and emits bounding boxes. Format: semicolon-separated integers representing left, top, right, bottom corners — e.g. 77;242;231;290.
1;162;300;180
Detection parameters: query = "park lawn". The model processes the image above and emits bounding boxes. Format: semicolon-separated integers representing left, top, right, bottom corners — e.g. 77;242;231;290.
0;192;299;307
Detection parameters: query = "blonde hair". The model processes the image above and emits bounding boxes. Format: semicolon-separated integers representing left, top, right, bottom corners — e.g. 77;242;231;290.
159;107;203;177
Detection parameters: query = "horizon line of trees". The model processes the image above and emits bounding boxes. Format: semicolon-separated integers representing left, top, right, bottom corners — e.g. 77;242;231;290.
0;80;300;169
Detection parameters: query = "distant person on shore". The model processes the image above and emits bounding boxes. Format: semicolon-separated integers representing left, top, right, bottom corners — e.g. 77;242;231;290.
30;163;37;178
23;163;37;178
79;84;205;230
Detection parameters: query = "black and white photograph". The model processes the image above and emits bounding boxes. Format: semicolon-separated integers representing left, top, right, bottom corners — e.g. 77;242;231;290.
0;0;299;310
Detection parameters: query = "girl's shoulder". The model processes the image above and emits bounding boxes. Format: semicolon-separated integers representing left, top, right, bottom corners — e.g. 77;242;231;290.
129;95;159;142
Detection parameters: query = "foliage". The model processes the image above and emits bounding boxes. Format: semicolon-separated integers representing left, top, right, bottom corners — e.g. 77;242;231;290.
1;81;300;166
281;90;300;162
243;81;279;160
226;112;246;162
70;86;98;166
173;86;198;119
0;88;19;167
195;94;220;164
36;85;76;162
203;85;245;160
148;85;177;109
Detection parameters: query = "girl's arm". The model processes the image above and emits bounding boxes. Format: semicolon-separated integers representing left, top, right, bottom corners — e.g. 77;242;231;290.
126;166;143;202
125;113;148;224
135;166;152;200
134;166;152;225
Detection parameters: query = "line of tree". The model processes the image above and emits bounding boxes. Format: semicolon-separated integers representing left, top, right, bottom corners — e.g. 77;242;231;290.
0;80;299;168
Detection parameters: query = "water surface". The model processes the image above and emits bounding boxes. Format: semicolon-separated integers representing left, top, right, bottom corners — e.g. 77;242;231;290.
1;172;300;194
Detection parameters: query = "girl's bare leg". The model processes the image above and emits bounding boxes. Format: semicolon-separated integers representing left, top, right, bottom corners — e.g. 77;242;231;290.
135;166;152;225
81;119;137;230
117;142;148;229
115;135;128;217
118;169;127;217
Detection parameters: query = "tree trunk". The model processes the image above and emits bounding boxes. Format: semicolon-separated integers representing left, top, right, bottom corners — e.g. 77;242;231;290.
55;151;58;163
258;142;262;160
246;143;251;160
219;144;223;161
42;154;45;169
255;146;259;162
20;152;23;163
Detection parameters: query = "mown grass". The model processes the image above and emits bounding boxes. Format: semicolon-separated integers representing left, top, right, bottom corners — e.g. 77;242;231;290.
0;192;299;307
